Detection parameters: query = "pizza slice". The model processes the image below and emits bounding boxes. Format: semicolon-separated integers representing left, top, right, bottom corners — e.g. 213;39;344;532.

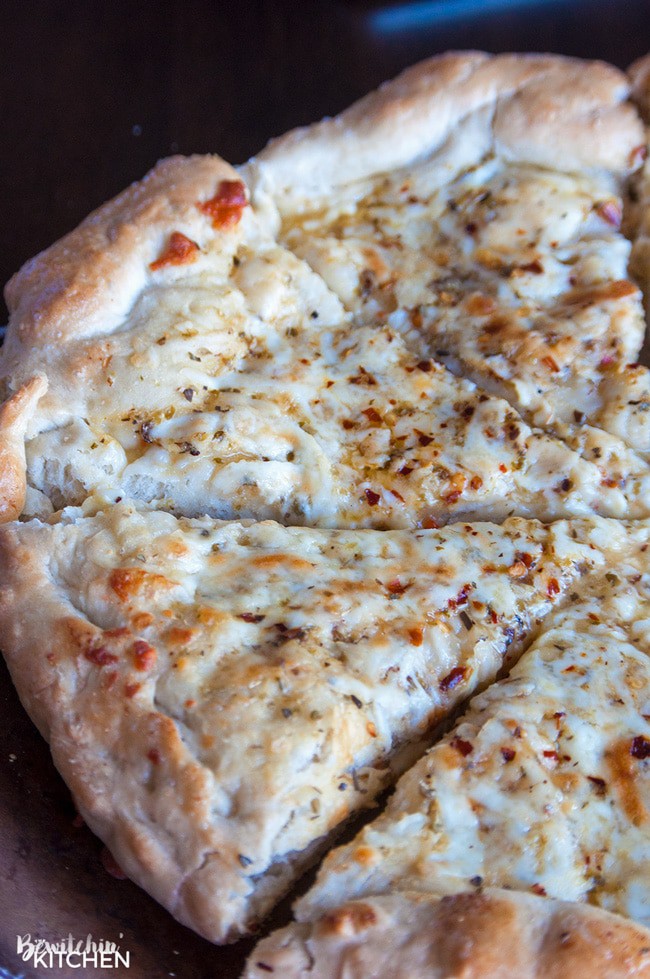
246;52;650;456
0;506;635;942
244;890;650;979
280;548;650;937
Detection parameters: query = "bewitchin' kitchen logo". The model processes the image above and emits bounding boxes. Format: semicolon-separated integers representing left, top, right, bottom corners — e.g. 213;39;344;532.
16;933;130;969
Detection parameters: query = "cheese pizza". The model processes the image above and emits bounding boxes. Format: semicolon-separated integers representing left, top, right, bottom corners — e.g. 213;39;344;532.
0;48;649;971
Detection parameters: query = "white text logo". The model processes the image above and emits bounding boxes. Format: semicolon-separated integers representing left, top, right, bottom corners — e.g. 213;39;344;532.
16;933;130;969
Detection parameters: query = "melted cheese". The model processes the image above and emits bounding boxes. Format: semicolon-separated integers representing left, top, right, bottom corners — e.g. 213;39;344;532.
11;505;636;926
298;549;650;927
281;159;649;456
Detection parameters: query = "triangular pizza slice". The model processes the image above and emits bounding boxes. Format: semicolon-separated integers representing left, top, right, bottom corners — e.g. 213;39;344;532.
280;541;650;938
0;506;635;942
246;52;650;457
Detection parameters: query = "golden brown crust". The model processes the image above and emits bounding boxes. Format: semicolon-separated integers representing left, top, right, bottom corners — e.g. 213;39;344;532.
245;52;644;214
244;890;650;978
0;375;47;522
3;154;238;350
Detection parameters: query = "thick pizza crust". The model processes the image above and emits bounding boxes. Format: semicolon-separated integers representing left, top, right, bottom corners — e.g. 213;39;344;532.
4;154;240;349
0;504;638;942
244;52;644;214
244;889;650;978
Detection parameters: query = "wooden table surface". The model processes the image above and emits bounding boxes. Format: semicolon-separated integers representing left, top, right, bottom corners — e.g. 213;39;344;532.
0;1;649;975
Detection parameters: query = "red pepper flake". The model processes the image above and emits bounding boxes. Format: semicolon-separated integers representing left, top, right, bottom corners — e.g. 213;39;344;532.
600;354;615;368
469;475;483;491
415;430;433;447
416;360;433;372
365;488;381;506
440;666;467;692
421;516;439;529
631;736;650;759
489;609;499;624
547;578;560;598
85;645;119;667
543;750;559;761
101;846;127;880
451;737;473;757
149;231;200;271
133;640;157;671
198;179;247;229
362;407;382;424
386;578;409;595
147;748;161;765
398;465;413;477
498;463;508;473
501;747;516;762
238;612;265;623
448;585;471;610
541;355;560;373
342;419;356;430
124;682;141;698
407;626;424;646
602;476;619;488
389;488;405;502
531;884;547;897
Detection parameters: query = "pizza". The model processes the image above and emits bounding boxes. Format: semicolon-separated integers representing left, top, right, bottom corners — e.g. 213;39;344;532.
1;48;650;972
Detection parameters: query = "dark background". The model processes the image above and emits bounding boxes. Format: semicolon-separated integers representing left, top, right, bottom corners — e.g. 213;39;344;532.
0;1;648;976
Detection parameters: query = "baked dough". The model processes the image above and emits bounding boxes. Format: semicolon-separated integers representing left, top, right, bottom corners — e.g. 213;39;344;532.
244;889;650;979
0;504;628;941
0;49;648;959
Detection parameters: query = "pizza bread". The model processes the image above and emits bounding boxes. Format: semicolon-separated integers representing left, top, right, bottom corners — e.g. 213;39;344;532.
0;505;632;941
244;889;650;979
0;48;649;966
